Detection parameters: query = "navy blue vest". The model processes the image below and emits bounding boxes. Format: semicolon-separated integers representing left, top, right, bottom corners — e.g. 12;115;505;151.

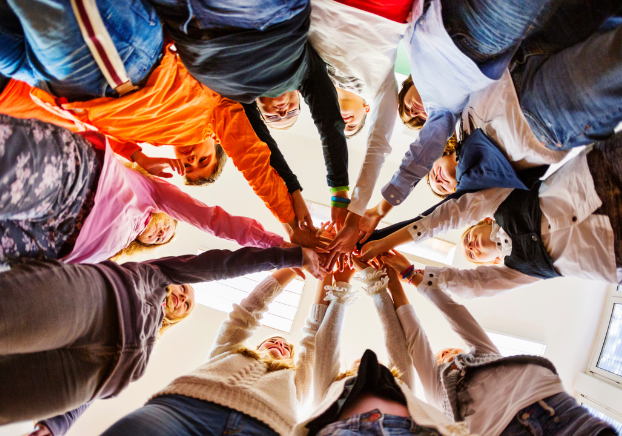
494;183;561;279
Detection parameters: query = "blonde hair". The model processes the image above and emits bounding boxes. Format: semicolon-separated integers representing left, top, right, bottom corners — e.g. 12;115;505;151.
334;366;402;382
460;219;497;265
110;212;178;262
397;76;426;130
233;336;297;372
426;134;458;199
158;285;194;338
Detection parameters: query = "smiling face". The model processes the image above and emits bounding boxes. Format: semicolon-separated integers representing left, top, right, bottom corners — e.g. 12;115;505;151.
165;284;196;319
435;348;466;365
401;84;427;124
137;213;176;245
174;137;218;183
258;336;292;360
461;219;501;264
256;91;301;129
335;87;369;136
429;153;458;196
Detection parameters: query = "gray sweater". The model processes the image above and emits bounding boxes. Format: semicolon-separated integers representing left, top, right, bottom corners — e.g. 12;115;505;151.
398;285;564;436
40;246;303;436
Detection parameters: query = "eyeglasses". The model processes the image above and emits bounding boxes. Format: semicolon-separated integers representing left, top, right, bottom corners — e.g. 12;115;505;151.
260;105;301;123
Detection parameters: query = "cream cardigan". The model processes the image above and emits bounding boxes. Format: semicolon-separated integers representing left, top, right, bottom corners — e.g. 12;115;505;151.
153;276;328;436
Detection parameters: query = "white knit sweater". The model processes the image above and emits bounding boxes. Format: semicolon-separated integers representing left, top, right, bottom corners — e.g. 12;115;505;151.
153;276;328;436
295;268;474;436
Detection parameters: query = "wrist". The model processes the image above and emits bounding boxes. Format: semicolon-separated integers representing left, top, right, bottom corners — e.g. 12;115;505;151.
344;211;362;228
131;150;145;164
378;198;393;216
330;186;349;198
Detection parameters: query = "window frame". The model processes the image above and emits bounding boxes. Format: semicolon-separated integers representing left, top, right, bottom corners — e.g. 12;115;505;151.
588;284;622;386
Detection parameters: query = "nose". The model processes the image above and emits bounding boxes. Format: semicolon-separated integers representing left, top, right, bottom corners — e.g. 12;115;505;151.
276;108;287;117
186;155;195;164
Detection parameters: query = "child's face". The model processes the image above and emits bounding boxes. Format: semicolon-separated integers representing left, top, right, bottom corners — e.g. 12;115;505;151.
335;87;369;135
402;84;427;122
435;348;465;365
258;336;292;359
138;213;176;245
256;92;300;129
174;137;218;182
429;153;458;196
165;284;195;319
461;220;501;264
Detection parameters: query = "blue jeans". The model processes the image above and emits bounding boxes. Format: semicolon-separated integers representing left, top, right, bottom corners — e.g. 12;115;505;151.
441;0;564;64
517;21;622;150
101;395;279;436
0;0;162;100
500;393;616;436
148;0;308;32
316;410;441;436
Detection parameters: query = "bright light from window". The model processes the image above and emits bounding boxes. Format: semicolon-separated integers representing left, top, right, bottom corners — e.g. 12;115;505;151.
193;251;304;333
485;331;546;357
306;201;456;265
596;303;622;377
582;403;622;433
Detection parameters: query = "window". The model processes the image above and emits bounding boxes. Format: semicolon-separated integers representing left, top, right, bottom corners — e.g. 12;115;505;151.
485;331;546;357
192;253;305;333
580;397;622;433
589;285;622;385
306;201;456;265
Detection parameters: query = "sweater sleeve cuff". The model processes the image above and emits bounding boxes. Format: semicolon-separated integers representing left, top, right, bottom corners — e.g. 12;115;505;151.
280;246;304;269
324;282;359;305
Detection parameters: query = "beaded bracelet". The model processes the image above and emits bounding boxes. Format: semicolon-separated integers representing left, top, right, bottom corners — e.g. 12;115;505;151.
330;186;349;193
331;196;350;204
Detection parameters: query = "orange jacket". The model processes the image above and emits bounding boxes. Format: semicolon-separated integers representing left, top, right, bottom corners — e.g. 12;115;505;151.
0;45;294;223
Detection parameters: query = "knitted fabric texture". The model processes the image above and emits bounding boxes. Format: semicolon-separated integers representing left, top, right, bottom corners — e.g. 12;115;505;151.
324;281;359;305
152;277;325;436
357;267;390;295
438;352;558;421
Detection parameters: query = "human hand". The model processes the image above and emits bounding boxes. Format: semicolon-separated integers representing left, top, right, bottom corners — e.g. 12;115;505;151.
291;190;315;231
290;226;332;253
358;239;390;263
323;214;362;271
302;247;327;279
351;255;369;272
378;250;411;277
132;151;185;178
359;199;393;244
27;424;52;436
333;263;356;283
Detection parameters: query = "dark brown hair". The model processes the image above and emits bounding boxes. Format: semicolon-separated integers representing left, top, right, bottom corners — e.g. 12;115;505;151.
397;75;426;130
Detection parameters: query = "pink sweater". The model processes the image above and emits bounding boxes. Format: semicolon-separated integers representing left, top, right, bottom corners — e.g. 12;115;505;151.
63;141;284;264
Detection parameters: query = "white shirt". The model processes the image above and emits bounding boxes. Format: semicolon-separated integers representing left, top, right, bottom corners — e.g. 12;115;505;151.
405;0;496;114
406;151;618;299
308;0;407;215
461;70;568;171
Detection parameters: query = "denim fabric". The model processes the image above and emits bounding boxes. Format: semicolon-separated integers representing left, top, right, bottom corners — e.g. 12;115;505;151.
316;410;441;436
102;395;279;436
517;22;622;150
499;392;615;436
441;0;563;64
0;0;162;100
148;0;308;32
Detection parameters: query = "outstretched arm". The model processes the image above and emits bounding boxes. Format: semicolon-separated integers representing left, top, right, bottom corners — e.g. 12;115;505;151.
34;403;92;436
209;269;296;359
150;175;285;249
216;98;297;224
